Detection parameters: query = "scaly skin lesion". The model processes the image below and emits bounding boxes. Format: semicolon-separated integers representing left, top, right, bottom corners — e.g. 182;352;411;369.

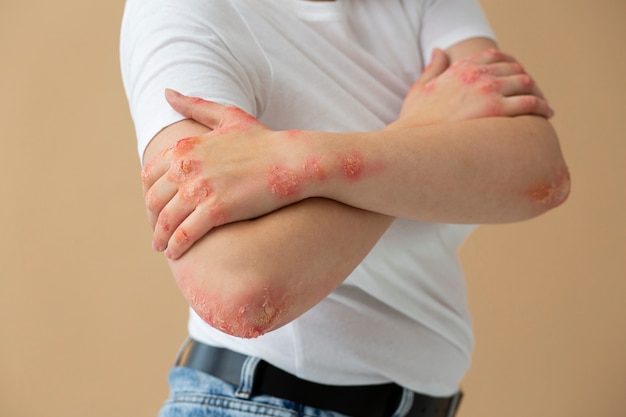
528;168;571;209
140;40;570;338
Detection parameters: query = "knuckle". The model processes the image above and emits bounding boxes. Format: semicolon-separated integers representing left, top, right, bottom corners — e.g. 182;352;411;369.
521;96;540;110
145;191;160;212
173;228;192;246
479;79;500;93
511;62;524;73
167;158;200;183
157;212;172;233
487;98;504;117
181;178;213;203
172;137;199;157
141;168;152;187
520;74;534;89
484;48;502;59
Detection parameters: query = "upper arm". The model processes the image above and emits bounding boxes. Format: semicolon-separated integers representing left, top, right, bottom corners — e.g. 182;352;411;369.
121;0;259;162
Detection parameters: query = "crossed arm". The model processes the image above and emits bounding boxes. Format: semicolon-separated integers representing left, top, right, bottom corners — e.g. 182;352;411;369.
141;38;569;338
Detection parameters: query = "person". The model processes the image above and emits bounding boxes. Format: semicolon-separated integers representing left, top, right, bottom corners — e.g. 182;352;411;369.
120;0;570;416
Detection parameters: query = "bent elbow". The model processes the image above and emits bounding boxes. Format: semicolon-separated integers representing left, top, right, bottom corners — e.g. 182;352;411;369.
526;165;571;215
211;282;288;339
173;263;290;339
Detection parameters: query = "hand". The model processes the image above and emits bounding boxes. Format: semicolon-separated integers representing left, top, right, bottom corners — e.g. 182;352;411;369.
391;48;553;128
142;90;315;259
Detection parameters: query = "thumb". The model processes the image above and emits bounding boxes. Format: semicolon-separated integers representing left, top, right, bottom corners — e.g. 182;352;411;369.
165;89;226;130
416;48;449;85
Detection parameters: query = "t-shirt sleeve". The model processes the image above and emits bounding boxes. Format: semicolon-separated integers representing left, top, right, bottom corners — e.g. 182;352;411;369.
120;0;258;160
420;0;497;63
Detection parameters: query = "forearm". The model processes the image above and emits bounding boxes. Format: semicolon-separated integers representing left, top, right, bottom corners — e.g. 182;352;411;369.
146;44;566;259
307;115;570;223
144;119;394;337
169;198;393;338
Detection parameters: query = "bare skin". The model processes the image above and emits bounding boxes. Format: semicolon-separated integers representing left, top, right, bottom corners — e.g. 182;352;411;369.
143;45;565;258
142;38;570;337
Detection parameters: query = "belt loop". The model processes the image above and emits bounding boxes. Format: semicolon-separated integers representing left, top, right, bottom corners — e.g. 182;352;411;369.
174;337;193;366
445;392;463;417
235;356;261;399
391;388;414;417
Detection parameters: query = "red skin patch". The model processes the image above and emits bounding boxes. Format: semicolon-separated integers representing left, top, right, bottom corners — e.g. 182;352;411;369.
173;228;191;245
167;159;202;183
141;159;157;186
480;79;500;94
453;61;489;85
180;178;213;204
267;166;302;198
180;281;287;338
157;213;172;233
459;66;482;84
224;106;259;125
209;106;260;136
170;136;200;158
342;151;363;181
528;170;571;208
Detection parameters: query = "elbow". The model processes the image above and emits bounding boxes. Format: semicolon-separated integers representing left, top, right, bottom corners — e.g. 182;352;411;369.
171;261;290;339
525;164;571;216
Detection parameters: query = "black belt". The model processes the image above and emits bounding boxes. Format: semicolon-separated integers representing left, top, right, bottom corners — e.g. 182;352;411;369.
175;339;463;417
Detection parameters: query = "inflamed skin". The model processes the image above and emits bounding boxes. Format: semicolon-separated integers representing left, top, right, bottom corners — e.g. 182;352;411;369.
140;42;570;337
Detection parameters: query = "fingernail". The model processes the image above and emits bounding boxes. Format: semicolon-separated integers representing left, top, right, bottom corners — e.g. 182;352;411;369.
165;88;183;99
152;240;160;251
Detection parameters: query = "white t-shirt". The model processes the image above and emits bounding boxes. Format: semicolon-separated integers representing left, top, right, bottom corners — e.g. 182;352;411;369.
121;0;495;396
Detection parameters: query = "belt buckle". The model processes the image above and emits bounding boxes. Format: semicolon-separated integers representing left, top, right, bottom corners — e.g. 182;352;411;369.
445;391;463;417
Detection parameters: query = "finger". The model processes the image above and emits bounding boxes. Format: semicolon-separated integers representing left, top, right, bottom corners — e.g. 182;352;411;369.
152;192;196;252
154;173;216;251
419;48;450;84
502;95;554;119
485;61;525;77
165;89;227;130
498;74;546;100
469;48;516;65
164;203;230;260
141;152;171;193
483;62;547;100
145;175;179;230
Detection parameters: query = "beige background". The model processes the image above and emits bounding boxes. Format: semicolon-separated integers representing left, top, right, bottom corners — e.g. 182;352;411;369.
0;1;624;416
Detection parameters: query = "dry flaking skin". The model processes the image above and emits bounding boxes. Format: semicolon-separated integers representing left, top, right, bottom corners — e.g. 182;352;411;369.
528;168;571;209
179;274;291;339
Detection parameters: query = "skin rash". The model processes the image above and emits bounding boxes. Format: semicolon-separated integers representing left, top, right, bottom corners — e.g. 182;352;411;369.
143;43;568;336
341;151;364;181
528;169;571;208
267;165;303;198
266;141;370;198
175;266;291;338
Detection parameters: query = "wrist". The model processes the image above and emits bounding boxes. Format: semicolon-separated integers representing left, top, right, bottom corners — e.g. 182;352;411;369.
269;129;329;201
302;130;384;204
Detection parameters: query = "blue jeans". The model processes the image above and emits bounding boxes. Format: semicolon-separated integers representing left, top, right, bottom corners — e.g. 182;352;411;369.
158;358;414;417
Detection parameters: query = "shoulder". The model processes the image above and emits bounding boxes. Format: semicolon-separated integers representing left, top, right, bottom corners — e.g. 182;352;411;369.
121;0;247;38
